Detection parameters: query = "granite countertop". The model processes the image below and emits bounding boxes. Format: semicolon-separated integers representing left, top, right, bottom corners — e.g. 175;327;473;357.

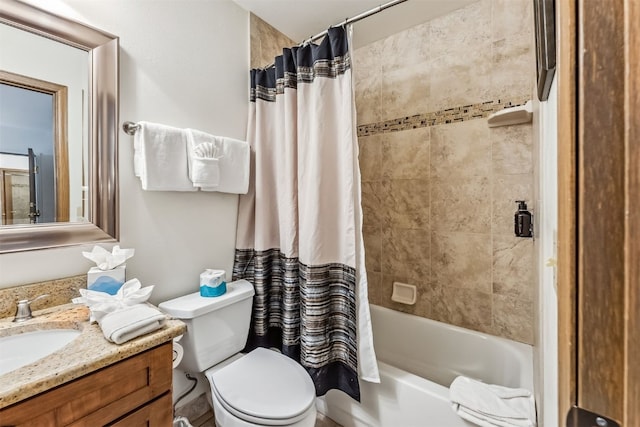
0;303;186;409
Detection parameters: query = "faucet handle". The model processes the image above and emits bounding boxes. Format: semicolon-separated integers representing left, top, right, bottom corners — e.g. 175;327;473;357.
13;294;49;323
26;294;49;305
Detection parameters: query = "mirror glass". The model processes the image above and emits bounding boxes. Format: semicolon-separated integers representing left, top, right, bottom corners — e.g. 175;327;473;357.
0;0;118;253
0;22;89;225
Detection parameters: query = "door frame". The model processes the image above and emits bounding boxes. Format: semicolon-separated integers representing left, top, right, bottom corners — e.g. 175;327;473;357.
0;70;69;222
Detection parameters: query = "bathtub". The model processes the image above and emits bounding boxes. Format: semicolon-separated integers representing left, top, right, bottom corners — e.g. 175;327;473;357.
316;305;534;427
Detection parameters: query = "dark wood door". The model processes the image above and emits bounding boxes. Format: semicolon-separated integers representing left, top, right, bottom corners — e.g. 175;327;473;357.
558;0;640;425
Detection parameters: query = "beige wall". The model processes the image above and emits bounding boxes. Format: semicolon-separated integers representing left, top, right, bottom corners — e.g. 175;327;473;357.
355;0;536;344
250;13;296;69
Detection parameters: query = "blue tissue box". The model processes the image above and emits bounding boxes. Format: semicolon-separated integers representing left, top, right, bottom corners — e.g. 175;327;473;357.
87;265;125;295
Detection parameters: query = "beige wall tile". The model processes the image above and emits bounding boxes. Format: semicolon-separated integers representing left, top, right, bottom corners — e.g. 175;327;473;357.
250;32;261;70
430;0;491;59
361;181;384;229
250;13;296;69
358;135;382;182
353;39;383;82
381;228;430;281
355;75;382;126
491;123;533;175
432;232;492;293
431;176;492;233
380;21;431;73
381;63;431;120
431;285;493;331
491;33;535;100
492;294;534;344
381;128;430;179
492;174;533;236
381;179;430;230
363;225;382;273
493;235;534;301
431;120;491;179
491;0;534;42
429;45;493;111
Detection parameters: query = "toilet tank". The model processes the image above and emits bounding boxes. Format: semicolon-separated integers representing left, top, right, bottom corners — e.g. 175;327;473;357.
158;279;255;373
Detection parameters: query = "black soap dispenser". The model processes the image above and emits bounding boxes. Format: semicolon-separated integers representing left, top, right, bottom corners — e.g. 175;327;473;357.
514;200;533;238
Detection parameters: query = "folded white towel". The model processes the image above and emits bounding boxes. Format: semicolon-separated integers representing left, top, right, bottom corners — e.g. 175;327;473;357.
450;376;536;427
186;130;223;188
187;129;250;194
74;278;155;323
134;121;197;191
99;304;167;344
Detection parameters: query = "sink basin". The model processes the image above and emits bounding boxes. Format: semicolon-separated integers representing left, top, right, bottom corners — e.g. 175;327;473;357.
0;329;81;376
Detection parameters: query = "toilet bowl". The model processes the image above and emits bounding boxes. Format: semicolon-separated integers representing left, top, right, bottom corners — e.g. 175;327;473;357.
206;348;316;427
159;280;317;427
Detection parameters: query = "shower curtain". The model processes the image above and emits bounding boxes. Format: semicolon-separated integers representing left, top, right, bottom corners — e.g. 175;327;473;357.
233;25;379;401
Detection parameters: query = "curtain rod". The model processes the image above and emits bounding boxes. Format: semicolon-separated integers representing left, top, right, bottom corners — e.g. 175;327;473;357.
304;0;408;45
263;0;408;68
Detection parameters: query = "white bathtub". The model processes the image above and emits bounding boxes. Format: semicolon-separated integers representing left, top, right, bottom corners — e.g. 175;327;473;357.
317;305;534;427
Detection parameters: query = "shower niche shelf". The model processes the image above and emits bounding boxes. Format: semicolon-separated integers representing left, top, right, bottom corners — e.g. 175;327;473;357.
487;100;533;127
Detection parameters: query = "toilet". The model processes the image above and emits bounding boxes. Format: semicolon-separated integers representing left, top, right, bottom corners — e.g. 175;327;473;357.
159;279;317;427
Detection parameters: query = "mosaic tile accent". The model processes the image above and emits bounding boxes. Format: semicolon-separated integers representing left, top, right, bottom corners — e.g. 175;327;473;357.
357;97;529;137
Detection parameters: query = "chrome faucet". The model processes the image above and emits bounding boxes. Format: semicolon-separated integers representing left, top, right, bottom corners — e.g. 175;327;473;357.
13;294;49;323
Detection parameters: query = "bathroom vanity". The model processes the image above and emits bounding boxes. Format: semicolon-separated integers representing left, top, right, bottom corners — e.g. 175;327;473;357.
0;304;185;426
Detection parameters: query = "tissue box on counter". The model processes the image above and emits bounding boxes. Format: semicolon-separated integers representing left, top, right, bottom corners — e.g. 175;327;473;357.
88;265;126;295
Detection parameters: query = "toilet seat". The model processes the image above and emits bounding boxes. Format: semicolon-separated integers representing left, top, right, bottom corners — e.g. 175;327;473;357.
206;348;316;426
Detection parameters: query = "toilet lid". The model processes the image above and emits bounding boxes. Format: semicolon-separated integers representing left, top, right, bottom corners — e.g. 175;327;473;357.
209;348;316;422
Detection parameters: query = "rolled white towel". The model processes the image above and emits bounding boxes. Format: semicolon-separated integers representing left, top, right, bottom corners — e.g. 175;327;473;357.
99;304;167;345
186;129;249;193
449;376;536;427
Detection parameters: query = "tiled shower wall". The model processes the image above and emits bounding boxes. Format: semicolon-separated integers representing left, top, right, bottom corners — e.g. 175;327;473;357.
250;13;295;69
355;0;536;344
249;1;535;344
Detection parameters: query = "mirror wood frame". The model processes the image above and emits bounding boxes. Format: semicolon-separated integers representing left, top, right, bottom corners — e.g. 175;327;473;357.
0;0;119;253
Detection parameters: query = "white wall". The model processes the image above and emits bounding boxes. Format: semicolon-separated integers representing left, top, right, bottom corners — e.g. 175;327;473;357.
534;77;558;426
0;0;249;407
0;1;249;304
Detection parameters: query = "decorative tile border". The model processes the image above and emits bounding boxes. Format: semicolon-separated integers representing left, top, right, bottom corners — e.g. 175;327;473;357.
357;97;530;137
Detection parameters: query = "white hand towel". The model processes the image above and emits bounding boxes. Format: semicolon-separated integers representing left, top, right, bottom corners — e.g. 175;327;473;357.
98;304;167;345
74;278;155;323
134;121;197;191
186;130;222;188
449;376;536;427
187;128;250;194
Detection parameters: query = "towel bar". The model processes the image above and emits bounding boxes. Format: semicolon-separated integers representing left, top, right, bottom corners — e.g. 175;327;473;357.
122;121;140;135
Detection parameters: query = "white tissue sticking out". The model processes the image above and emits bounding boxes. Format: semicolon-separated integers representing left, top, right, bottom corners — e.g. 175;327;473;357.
83;245;135;271
73;278;153;322
193;141;222;159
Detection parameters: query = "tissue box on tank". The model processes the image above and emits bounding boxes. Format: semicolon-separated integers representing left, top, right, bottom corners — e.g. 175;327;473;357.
87;265;125;295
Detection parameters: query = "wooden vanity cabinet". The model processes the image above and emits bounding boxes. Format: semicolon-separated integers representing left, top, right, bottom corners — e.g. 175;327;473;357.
0;342;173;427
